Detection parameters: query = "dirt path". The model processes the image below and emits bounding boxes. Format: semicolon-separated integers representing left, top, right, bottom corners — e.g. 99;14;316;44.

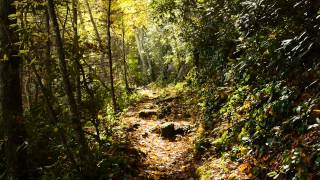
121;88;197;179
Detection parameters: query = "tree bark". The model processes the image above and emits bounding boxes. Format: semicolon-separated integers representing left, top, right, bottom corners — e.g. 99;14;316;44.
84;0;103;49
107;0;118;112
72;0;82;106
134;27;154;80
0;0;29;179
193;50;200;68
134;28;147;73
44;9;53;93
121;18;130;93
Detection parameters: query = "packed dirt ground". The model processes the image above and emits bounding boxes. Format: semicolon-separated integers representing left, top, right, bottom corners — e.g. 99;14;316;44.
121;88;198;179
119;88;253;179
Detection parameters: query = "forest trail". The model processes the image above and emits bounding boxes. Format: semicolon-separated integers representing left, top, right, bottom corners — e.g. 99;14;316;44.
121;88;197;179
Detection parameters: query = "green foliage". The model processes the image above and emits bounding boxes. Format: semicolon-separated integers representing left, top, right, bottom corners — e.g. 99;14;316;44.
150;0;320;178
127;55;146;85
117;86;144;111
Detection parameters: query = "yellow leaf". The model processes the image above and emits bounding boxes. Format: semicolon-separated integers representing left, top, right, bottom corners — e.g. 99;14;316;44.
239;163;251;173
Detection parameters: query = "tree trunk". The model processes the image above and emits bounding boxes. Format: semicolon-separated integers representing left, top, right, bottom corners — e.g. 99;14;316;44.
193;50;200;68
75;0;101;144
107;0;118;112
84;0;108;81
72;1;102;142
134;28;147;74
72;0;82;106
121;18;130;93
47;0;90;177
31;63;79;173
0;0;28;179
44;9;53;93
84;0;103;49
134;27;154;80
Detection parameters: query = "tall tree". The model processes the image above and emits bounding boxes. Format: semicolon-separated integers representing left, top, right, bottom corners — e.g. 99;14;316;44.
121;16;130;93
76;0;102;145
72;0;82;106
47;0;91;177
44;9;53;93
84;0;108;81
0;0;28;179
107;0;118;112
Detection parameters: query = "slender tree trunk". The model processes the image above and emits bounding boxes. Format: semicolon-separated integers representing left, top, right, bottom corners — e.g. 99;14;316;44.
134;27;154;80
84;0;102;49
44;9;53;93
134;28;147;73
121;18;130;93
0;0;28;179
107;0;118;112
72;0;82;106
61;4;69;43
34;83;39;105
25;74;32;109
77;61;102;144
193;50;200;68
31;63;79;173
47;0;90;177
74;0;101;143
84;0;108;80
27;8;80;172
